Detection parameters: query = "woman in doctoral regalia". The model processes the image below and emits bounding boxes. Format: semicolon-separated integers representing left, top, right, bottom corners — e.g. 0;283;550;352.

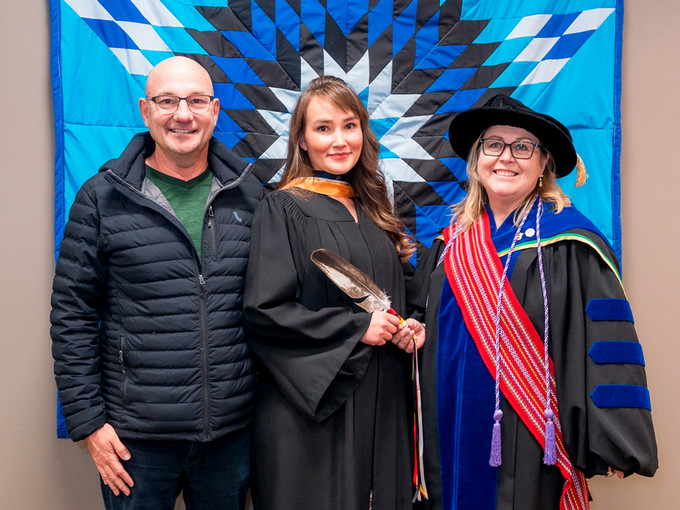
243;75;424;510
410;94;657;510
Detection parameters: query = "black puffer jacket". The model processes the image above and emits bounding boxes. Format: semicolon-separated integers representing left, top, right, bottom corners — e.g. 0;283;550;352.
51;132;263;442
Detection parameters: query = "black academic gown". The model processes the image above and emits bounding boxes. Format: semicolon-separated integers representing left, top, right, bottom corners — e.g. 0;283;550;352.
409;206;657;510
244;189;413;510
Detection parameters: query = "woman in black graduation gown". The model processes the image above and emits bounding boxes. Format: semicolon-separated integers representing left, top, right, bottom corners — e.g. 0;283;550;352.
410;95;657;510
243;76;424;510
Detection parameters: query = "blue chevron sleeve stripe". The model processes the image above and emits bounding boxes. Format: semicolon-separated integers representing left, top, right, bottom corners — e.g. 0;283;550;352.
588;341;645;366
591;385;651;410
585;298;634;322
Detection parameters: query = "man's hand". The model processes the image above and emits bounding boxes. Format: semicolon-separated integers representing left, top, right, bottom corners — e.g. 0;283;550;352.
84;424;134;496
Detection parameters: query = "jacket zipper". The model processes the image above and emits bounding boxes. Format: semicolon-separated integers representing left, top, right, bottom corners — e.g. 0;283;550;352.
197;273;211;440
206;205;217;258
197;189;235;440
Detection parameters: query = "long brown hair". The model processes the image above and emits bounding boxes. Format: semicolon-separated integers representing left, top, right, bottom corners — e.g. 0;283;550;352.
452;134;571;232
280;75;415;261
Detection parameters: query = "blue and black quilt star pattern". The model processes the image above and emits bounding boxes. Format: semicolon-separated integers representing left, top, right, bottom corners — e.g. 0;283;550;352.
51;0;624;272
50;0;624;438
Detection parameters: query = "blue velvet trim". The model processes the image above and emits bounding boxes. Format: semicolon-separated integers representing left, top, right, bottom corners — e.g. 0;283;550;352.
487;201;609;254
487;202;609;276
588;341;645;366
585;298;634;322
437;283;498;510
590;385;651;410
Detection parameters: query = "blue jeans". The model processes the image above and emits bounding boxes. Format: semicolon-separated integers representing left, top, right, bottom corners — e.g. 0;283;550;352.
100;428;250;510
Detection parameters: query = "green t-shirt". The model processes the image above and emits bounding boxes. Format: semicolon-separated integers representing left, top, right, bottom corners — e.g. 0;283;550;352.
145;165;213;260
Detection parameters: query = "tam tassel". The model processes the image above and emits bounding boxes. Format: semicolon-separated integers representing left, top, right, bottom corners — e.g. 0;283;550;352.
543;409;557;465
489;410;503;467
575;154;588;187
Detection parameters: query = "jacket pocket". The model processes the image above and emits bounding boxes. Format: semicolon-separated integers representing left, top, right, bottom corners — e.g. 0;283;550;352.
119;336;130;405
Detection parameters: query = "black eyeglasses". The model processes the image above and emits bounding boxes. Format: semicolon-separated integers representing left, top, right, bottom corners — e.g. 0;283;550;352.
146;94;214;114
480;137;542;159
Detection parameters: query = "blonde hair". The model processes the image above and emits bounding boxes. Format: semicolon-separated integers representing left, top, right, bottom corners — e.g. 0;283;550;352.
280;76;415;261
452;135;571;232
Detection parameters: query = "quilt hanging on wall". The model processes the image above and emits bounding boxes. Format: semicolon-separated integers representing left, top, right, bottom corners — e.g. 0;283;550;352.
50;0;624;437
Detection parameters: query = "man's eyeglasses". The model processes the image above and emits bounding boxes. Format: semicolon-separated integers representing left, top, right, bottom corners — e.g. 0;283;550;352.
480;137;542;159
146;94;214;114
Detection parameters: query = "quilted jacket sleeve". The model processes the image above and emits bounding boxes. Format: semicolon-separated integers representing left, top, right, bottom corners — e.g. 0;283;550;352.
50;180;108;441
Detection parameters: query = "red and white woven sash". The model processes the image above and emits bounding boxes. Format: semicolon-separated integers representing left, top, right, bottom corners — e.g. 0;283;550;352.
442;212;589;510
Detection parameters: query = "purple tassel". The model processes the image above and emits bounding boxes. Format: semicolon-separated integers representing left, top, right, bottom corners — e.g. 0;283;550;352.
543;409;557;465
489;410;503;467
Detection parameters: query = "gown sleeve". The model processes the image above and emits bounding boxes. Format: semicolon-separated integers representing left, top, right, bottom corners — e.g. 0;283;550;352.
243;192;374;422
512;235;658;478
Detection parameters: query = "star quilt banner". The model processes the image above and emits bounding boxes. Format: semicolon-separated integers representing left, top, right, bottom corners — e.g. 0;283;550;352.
50;0;624;438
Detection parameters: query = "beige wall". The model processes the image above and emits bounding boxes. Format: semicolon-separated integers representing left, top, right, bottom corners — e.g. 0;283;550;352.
588;1;678;507
0;1;675;508
0;2;101;509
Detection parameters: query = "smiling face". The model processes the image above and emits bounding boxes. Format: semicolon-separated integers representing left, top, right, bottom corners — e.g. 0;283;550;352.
139;57;219;170
477;125;548;216
298;96;363;176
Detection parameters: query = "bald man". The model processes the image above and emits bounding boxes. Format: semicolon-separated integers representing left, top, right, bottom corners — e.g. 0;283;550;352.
51;57;263;510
